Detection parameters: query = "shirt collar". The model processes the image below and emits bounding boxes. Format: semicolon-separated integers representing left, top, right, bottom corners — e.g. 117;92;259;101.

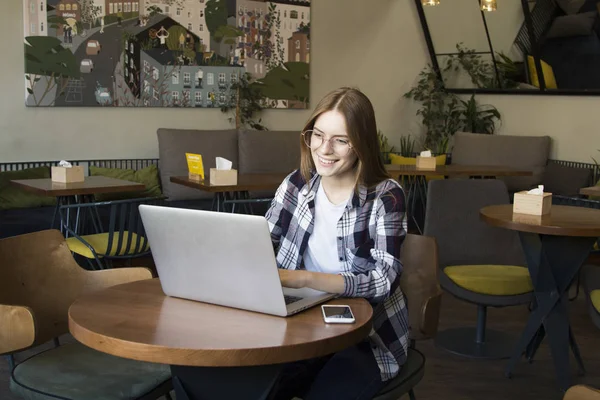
301;171;367;209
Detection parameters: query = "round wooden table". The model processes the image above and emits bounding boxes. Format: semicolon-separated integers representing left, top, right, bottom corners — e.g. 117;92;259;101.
69;279;373;399
480;204;600;391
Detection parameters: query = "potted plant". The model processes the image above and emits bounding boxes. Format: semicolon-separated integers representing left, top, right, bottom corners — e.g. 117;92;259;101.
378;130;395;163
403;65;461;153
404;64;502;153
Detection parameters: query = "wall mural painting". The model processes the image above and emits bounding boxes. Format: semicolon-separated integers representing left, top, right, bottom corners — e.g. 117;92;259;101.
23;0;311;108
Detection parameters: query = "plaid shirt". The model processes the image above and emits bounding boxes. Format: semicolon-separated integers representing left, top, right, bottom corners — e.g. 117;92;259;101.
266;170;409;381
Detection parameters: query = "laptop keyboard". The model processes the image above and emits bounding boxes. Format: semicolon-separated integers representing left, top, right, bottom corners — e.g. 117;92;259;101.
284;295;303;305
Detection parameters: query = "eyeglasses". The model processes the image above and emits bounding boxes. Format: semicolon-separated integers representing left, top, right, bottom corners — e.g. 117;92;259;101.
302;130;352;156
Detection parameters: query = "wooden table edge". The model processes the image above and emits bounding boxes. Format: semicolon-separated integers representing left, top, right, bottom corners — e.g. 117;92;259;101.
10;179;146;197
68;299;373;367
479;205;600;237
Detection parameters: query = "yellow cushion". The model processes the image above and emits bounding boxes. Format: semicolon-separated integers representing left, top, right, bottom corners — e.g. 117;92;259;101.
389;154;447;181
527;56;558;89
592;290;600;313
66;232;149;259
444;265;533;296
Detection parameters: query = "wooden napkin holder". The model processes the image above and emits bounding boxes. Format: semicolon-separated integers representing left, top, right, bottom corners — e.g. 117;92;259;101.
51;166;84;183
209;168;238;186
416;156;437;170
513;191;552;216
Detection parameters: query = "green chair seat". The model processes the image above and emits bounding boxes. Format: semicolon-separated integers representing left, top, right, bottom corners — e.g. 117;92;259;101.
10;343;171;400
444;265;533;296
592;290;600;314
373;348;425;400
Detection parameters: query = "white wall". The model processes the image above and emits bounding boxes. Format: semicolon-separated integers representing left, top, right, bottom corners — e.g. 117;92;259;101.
1;0;599;164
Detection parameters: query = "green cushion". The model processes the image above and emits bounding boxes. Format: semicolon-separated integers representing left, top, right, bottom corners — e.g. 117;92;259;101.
0;167;56;210
90;165;162;201
592;290;600;313
373;348;425;400
444;265;533;296
10;342;171;400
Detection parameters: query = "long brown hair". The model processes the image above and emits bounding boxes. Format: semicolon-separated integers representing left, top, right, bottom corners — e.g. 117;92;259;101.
299;87;390;188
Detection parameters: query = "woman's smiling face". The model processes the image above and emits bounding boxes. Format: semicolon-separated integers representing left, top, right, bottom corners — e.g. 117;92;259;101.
309;110;358;181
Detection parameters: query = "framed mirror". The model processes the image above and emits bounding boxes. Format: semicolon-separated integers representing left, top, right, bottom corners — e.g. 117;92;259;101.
415;0;600;94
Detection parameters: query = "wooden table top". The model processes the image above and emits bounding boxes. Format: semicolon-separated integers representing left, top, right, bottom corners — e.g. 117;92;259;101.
580;186;600;197
385;164;534;178
480;204;600;237
170;173;288;193
69;279;373;367
10;176;145;197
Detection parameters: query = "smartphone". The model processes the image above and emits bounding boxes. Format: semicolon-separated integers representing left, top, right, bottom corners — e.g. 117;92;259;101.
321;305;355;324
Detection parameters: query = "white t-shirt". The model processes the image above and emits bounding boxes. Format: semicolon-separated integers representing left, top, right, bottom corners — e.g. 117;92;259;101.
303;183;349;274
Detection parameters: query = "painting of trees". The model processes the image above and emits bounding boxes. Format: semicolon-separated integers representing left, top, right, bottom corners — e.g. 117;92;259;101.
205;0;228;37
24;36;80;106
77;0;101;31
254;62;309;107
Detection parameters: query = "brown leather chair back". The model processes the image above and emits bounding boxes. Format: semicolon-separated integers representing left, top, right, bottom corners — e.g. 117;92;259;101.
400;234;443;341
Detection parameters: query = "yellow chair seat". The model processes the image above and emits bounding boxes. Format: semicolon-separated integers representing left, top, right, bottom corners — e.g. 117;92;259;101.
444;265;533;296
592;290;600;314
66;232;149;259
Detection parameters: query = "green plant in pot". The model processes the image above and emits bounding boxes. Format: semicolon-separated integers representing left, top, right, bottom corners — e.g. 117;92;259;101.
404;65;462;152
405;64;502;153
399;135;416;157
378;130;395;163
459;94;501;134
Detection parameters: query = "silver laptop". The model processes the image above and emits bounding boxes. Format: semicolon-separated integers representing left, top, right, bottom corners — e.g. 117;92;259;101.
139;205;336;317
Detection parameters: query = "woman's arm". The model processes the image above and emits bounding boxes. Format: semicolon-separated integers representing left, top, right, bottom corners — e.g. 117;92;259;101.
265;177;291;250
339;186;407;302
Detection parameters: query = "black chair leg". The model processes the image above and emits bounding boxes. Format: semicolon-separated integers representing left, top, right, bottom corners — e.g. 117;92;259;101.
435;305;515;359
409;389;417;400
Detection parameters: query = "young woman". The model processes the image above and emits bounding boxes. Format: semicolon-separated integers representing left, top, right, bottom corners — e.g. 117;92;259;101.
265;87;409;400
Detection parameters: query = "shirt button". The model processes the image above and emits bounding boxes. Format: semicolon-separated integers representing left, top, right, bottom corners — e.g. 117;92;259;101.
337;237;342;241
339;257;343;261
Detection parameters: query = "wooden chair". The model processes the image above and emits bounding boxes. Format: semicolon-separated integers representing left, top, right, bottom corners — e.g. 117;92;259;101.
564;385;600;400
0;230;173;400
373;233;443;400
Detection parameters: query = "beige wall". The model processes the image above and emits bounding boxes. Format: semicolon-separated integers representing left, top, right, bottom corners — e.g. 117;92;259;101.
1;0;598;164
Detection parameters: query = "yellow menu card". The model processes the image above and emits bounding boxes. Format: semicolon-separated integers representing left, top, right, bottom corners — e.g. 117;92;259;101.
185;153;204;180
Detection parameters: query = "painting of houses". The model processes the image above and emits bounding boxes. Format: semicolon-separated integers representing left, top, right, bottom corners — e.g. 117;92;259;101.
23;0;311;108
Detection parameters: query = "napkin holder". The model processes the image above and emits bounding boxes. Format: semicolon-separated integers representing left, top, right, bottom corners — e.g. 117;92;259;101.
51;166;84;183
416;156;436;170
209;168;238;186
513;191;552;216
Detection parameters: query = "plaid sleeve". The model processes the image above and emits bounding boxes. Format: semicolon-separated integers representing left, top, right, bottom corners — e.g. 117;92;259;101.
265;177;290;251
341;185;407;302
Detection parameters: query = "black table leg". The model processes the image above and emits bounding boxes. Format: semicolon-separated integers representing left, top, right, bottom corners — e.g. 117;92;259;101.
171;364;281;400
505;233;596;391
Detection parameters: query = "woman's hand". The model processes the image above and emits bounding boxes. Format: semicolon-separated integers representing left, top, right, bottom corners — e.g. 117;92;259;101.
278;269;309;288
279;269;346;294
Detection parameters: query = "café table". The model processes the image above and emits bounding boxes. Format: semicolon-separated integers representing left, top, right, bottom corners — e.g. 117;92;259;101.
170;173;288;213
68;278;373;400
480;204;600;391
580;185;600;197
10;176;145;235
385;164;534;233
